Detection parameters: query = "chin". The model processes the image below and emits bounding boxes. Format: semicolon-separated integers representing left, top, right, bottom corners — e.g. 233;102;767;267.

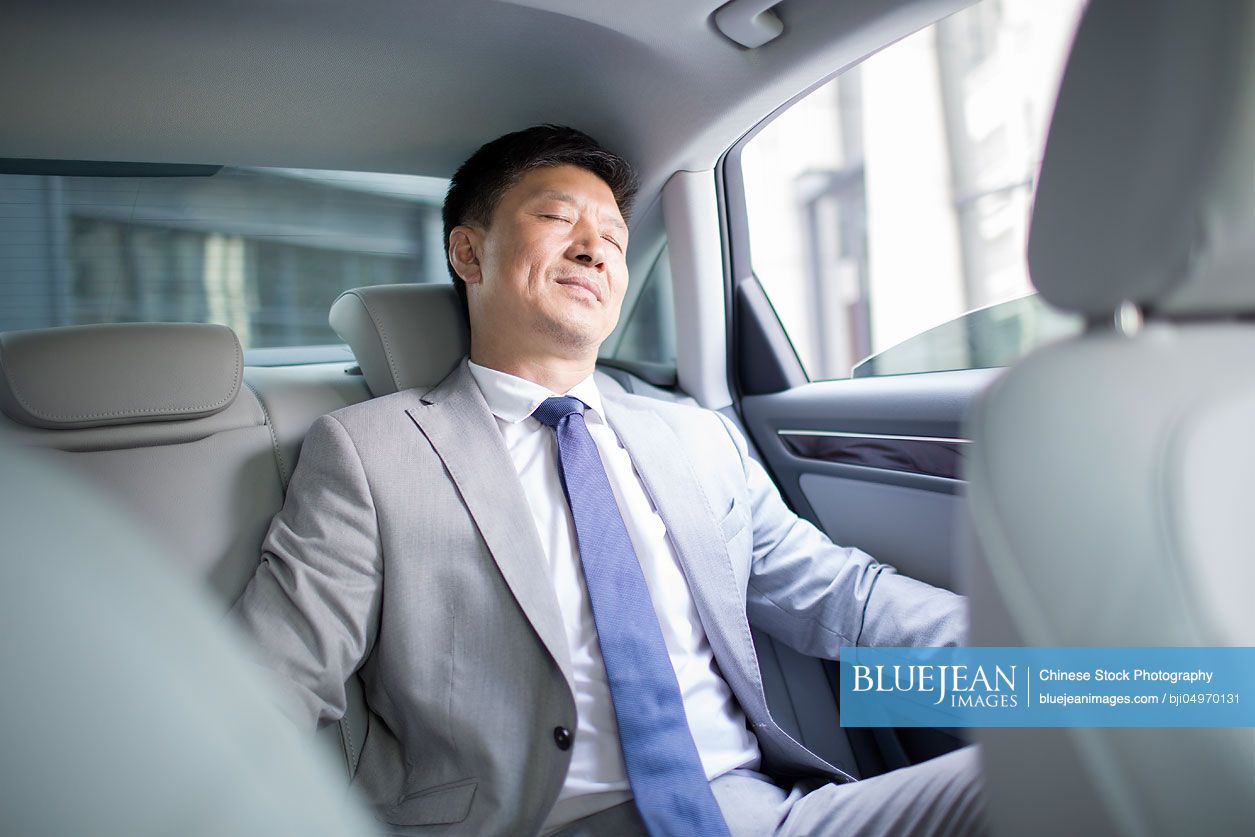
539;312;610;351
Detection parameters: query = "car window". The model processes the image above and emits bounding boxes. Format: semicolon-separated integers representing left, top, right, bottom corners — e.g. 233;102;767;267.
740;0;1085;381
852;292;1080;378
0;166;450;349
602;243;676;369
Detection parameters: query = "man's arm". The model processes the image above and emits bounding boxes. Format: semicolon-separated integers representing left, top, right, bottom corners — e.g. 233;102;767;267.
715;412;967;657
229;413;383;730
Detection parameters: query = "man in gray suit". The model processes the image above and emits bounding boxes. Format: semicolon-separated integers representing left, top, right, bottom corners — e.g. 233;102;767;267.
232;125;985;836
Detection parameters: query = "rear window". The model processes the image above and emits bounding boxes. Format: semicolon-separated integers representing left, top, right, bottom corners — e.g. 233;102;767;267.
0;166;451;349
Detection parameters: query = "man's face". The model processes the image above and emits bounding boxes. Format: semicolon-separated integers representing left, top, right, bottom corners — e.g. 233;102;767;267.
458;164;629;357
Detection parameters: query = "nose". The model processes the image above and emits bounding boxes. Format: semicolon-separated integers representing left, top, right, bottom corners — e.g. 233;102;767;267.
566;219;607;270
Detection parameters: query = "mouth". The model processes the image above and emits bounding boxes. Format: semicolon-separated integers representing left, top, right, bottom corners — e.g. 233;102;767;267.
554;275;603;302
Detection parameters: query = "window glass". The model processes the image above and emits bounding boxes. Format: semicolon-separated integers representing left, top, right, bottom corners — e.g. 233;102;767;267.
0;166;450;349
604;244;676;368
852;292;1080;378
741;0;1086;381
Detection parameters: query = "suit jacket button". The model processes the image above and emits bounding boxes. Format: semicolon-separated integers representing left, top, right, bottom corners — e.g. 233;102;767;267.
553;726;572;751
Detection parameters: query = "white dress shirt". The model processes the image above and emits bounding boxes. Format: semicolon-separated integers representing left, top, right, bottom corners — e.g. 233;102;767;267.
466;361;761;833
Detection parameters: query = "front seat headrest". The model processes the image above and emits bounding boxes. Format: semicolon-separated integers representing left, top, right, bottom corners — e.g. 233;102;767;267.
329;283;469;397
1028;0;1255;318
0;322;242;430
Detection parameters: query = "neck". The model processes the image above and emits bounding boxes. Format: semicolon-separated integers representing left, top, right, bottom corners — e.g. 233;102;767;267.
469;344;597;393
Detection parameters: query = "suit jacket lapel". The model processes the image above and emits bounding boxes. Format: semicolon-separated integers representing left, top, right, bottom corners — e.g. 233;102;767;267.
405;360;575;694
602;394;765;699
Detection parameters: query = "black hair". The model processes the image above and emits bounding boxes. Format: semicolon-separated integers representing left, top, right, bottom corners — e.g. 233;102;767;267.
440;124;639;323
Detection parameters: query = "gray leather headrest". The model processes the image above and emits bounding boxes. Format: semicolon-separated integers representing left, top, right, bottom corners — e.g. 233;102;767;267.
329;284;469;397
1029;0;1255;317
0;323;241;430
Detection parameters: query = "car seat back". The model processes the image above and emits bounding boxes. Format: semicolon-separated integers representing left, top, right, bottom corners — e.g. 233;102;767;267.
0;322;282;603
964;2;1255;834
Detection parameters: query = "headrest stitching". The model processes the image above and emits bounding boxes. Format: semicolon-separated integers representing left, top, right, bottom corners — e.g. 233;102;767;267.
355;291;403;391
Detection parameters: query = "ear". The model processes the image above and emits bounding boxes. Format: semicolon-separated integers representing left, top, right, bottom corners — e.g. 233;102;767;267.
448;226;484;285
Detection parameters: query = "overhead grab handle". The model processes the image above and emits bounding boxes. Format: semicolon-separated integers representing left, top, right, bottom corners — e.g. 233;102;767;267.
713;0;785;49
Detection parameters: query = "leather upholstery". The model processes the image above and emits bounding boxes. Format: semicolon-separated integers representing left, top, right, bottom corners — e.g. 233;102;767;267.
0;443;373;836
967;2;1255;834
0;323;279;604
329;283;469;397
243;364;371;489
1028;0;1255;317
0;319;375;778
0;322;242;429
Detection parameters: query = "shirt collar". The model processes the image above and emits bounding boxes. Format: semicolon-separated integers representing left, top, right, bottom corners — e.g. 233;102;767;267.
467;360;606;426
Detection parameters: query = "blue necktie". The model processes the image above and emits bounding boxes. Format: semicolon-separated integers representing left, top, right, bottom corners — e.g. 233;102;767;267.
532;396;731;837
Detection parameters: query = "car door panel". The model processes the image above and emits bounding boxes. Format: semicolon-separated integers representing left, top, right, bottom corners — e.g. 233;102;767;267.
739;367;999;594
733;368;999;775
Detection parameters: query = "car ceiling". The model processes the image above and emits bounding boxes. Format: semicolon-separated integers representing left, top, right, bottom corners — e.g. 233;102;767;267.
0;0;967;214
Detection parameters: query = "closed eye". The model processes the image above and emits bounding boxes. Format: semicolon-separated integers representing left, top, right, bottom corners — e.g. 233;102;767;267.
541;214;571;223
602;234;623;252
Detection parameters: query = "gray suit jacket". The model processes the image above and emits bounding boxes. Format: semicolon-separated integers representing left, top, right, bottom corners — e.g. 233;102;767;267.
232;358;966;835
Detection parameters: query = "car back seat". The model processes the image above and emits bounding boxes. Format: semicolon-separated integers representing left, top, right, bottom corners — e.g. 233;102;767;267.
0;323;286;604
0;321;375;776
0;285;692;785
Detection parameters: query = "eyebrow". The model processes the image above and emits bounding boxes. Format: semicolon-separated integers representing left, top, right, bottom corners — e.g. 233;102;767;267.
534;190;627;232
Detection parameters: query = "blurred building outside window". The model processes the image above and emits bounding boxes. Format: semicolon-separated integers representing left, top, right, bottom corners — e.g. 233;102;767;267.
742;0;1087;381
0;166;450;349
